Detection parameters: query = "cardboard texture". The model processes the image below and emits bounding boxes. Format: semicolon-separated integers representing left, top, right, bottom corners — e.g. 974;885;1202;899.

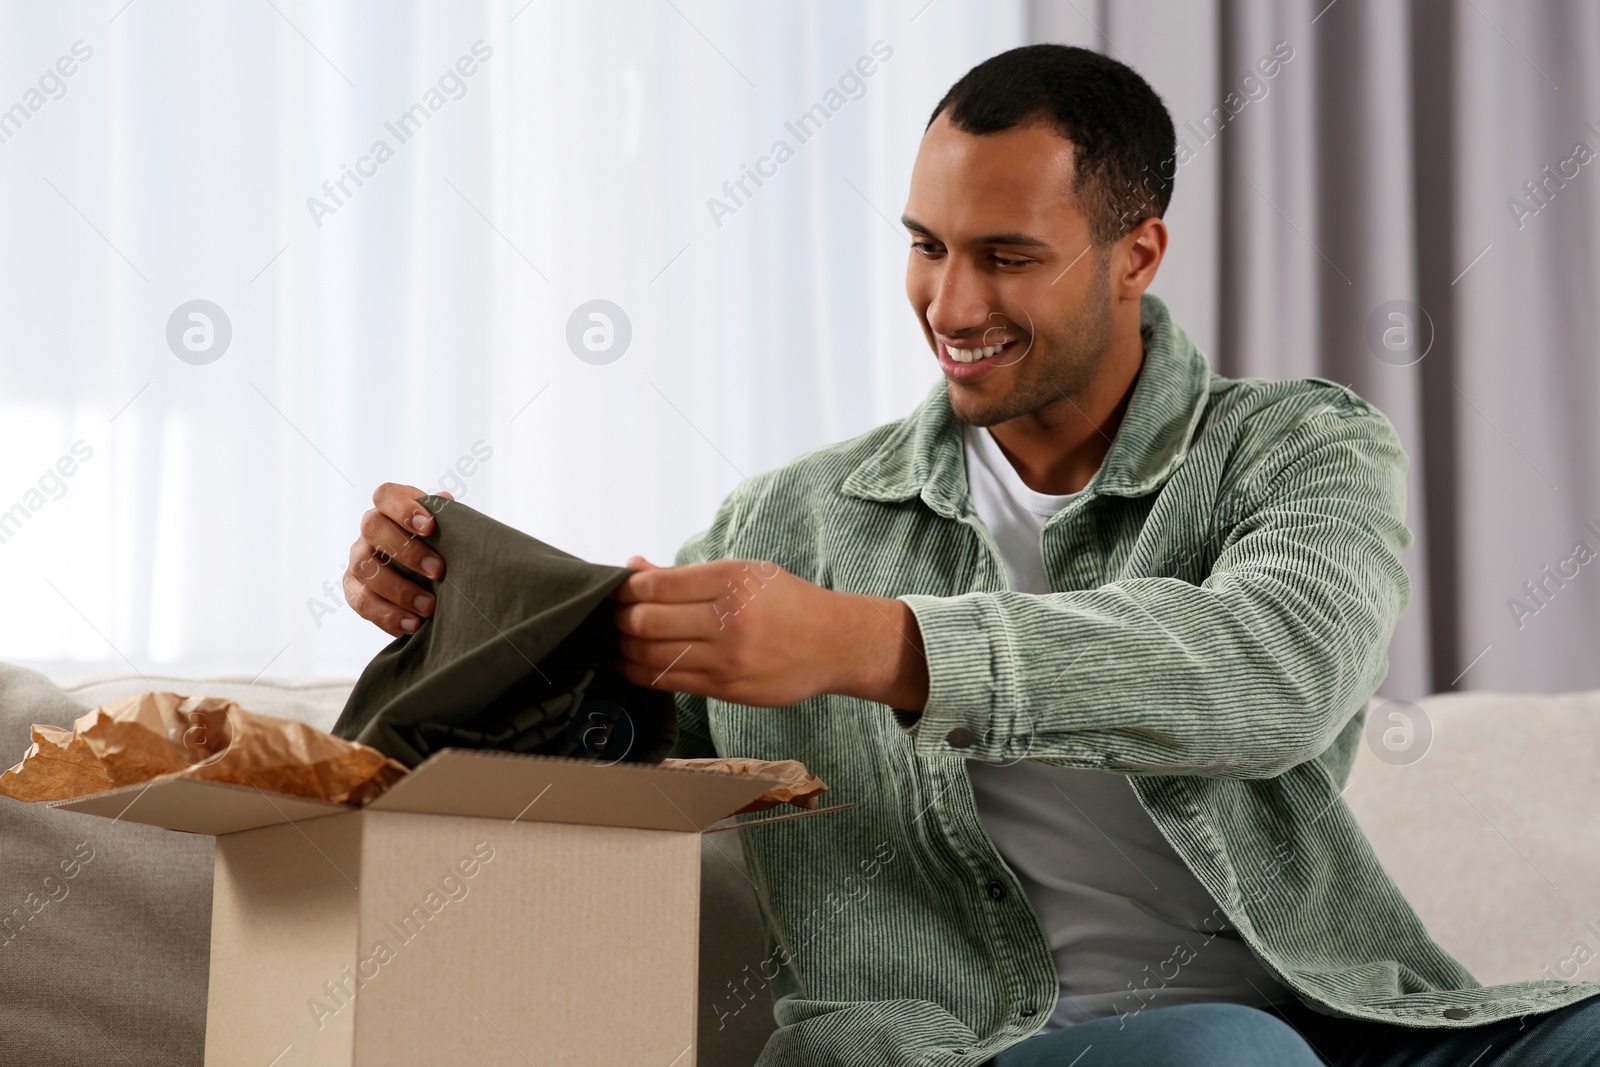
49;776;351;835
50;749;810;1067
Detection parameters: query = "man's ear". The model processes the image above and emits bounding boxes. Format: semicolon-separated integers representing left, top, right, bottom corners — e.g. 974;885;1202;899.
1115;216;1168;300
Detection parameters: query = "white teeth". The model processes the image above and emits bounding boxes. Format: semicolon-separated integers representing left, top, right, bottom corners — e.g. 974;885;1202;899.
947;342;1006;363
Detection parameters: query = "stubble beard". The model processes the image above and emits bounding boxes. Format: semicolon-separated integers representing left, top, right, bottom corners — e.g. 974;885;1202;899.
947;269;1115;429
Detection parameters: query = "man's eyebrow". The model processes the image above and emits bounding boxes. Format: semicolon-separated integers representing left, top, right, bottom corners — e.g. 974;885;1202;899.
974;231;1051;248
899;216;1051;249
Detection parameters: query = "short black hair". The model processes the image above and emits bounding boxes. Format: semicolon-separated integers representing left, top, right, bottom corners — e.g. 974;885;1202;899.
928;44;1177;245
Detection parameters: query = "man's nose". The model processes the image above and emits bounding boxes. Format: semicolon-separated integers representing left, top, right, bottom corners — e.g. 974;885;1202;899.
925;257;994;338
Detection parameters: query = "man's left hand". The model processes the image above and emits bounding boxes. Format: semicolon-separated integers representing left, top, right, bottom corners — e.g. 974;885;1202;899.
610;556;928;710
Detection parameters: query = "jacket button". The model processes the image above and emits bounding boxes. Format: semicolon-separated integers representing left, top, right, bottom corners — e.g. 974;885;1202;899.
1443;1007;1472;1020
987;879;1006;901
946;727;978;748
1020;1008;1037;1017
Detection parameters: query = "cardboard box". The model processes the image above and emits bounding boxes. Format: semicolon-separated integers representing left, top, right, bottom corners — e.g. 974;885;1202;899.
51;748;814;1067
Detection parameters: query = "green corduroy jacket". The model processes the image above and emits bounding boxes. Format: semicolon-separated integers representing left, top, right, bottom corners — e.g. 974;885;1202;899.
669;292;1600;1067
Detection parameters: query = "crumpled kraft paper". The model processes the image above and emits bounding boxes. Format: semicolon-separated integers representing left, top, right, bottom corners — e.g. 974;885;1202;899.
661;757;828;815
0;692;409;807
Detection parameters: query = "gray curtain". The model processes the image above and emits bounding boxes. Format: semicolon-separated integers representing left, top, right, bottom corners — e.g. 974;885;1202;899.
1029;0;1600;700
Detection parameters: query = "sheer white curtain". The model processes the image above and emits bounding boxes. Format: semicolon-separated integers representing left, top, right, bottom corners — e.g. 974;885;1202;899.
0;0;1025;679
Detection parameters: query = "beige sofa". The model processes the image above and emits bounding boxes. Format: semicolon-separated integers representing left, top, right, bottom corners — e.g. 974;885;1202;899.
2;665;1596;1065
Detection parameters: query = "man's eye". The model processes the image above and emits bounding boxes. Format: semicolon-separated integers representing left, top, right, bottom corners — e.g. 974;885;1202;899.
992;254;1031;268
911;241;943;257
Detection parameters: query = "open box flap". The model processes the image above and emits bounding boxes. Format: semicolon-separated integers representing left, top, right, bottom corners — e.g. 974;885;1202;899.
47;775;353;835
43;748;790;836
365;748;786;832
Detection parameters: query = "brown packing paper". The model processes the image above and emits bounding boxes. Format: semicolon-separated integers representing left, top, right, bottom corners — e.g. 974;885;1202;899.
661;756;828;814
0;692;408;806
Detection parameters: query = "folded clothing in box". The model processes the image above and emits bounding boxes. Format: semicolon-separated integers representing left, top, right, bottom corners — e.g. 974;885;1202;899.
332;496;677;768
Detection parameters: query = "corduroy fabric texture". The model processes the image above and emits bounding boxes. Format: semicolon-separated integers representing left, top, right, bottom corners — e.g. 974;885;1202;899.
669;292;1600;1067
333;497;675;768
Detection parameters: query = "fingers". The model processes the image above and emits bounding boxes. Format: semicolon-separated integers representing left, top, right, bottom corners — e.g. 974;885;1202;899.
609;555;659;601
373;481;442;537
354;542;437;614
611;558;781;604
346;482;455;638
618;659;713;695
614;638;711;693
344;547;427;637
614;600;724;643
360;505;444;581
615;632;697;666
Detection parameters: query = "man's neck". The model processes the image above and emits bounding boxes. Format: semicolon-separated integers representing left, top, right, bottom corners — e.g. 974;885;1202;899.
985;332;1146;496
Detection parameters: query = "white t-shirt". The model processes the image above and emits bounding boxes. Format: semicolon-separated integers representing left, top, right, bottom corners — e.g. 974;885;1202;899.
959;421;1298;1031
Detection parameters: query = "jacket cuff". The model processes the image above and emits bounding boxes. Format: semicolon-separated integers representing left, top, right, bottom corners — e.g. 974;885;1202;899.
892;593;1015;760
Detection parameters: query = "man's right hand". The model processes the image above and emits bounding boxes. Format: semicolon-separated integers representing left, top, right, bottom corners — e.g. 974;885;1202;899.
344;483;454;637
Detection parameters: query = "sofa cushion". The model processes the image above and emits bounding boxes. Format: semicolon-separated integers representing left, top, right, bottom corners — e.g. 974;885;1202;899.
697;827;781;1063
1344;688;1600;987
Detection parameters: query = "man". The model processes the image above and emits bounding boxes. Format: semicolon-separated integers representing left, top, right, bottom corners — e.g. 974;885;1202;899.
344;44;1600;1067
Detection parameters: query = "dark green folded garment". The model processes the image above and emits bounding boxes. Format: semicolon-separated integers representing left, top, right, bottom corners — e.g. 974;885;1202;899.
331;495;676;768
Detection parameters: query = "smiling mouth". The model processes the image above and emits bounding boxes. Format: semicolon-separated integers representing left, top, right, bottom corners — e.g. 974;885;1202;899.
942;339;1021;363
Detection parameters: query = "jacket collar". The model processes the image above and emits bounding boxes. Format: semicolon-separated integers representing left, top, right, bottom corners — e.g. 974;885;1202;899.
840;292;1212;518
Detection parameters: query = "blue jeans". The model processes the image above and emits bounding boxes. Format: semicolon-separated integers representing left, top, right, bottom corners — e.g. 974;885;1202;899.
984;995;1600;1066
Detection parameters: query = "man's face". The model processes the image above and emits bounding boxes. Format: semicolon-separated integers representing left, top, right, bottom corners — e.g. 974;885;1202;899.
903;112;1114;427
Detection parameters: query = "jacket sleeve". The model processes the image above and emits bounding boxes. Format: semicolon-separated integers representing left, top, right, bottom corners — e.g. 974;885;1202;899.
662;479;753;761
892;398;1413;779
